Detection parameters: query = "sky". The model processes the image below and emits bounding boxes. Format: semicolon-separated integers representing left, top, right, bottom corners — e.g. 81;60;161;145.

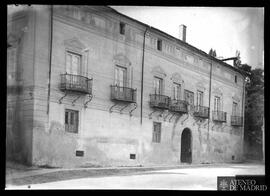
110;6;264;69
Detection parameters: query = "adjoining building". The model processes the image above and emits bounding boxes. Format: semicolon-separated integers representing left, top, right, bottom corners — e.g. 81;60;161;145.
7;5;246;167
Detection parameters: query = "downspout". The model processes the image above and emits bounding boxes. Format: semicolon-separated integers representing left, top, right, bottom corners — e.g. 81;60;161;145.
207;58;213;157
241;77;246;161
140;27;149;124
47;5;53;117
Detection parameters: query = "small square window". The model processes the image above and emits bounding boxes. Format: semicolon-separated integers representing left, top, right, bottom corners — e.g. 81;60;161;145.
130;154;136;159
157;39;162;51
152;122;161;143
120;22;125;35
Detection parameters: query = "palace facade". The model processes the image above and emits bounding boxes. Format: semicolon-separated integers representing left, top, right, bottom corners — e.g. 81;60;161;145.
7;5;246;167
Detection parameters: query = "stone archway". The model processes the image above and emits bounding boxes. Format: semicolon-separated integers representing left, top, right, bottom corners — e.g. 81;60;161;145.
181;128;192;163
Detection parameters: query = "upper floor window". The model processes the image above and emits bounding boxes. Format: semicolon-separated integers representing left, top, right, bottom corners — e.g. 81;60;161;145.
197;90;204;106
152;122;161;143
157;39;162;51
232;102;238;115
184;90;194;106
65;109;79;133
172;82;181;100
66;51;81;75
214;96;221;111
235;75;238;83
114;65;127;87
154;76;163;95
120;22;126;35
7;47;17;80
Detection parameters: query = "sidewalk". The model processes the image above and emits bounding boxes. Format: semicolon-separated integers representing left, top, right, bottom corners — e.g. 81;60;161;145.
5;161;265;187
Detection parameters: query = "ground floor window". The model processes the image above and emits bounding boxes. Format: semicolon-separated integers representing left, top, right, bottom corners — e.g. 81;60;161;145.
152;122;161;143
65;109;79;133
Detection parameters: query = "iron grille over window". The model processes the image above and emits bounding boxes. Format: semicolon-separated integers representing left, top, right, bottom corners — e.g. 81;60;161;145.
110;85;137;103
152;122;161;143
193;105;209;118
169;99;188;113
60;73;92;94
212;111;227;122
65;109;79;133
149;94;170;109
231;116;243;126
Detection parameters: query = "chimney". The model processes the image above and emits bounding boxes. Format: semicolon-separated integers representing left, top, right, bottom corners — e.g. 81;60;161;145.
179;24;186;42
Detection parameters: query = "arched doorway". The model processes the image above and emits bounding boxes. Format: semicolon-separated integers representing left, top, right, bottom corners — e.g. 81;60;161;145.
181;128;192;163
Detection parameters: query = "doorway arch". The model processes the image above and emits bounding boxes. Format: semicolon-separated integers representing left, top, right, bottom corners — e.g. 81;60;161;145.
181;128;192;163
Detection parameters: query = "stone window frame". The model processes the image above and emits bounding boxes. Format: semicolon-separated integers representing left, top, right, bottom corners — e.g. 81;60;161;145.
232;93;241;116
119;22;126;35
212;87;224;112
64;109;79;134
152;121;161;143
63;37;89;77
171;72;185;100
157;39;162;51
151;66;167;95
195;80;206;107
113;54;132;88
7;33;21;82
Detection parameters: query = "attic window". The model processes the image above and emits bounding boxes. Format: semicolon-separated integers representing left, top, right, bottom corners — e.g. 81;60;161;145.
120;22;125;35
157;39;162;51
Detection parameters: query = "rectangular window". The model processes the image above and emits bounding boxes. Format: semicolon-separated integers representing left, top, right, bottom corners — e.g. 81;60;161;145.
157;39;162;51
173;82;181;100
214;96;221;111
232;102;238;116
66;51;81;75
235;75;238;83
65;109;79;133
197;90;204;106
154;77;163;95
114;65;127;87
120;22;125;35
184;90;194;105
152;122;161;143
7;47;17;80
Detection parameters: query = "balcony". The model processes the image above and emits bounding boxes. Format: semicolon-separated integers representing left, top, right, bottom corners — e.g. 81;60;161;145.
60;73;92;94
110;85;137;103
212;111;227;122
193;106;209;119
149;94;170;110
231;116;243;126
169;99;188;113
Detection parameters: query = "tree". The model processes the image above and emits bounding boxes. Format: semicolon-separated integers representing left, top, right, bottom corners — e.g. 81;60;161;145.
241;67;264;160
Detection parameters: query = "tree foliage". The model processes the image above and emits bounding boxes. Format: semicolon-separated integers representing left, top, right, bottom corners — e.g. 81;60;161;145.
242;67;264;146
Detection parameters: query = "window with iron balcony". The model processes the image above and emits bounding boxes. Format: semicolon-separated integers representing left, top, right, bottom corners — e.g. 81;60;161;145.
169;83;188;113
60;51;92;95
149;77;170;109
111;65;136;103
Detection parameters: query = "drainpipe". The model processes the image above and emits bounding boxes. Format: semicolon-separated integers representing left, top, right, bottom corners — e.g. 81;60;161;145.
241;77;246;161
47;5;53;117
140;27;149;124
207;59;213;156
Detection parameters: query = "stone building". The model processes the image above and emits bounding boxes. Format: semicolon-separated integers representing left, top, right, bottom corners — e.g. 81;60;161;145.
7;5;246;167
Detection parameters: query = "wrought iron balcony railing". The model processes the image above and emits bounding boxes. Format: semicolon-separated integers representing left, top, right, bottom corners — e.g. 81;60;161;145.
193;106;209;119
212;111;227;122
169;99;188;113
231;116;243;126
60;73;92;94
110;85;137;103
149;94;170;110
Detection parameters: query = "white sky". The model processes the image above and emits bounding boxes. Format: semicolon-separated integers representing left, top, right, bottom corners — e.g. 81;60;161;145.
111;6;264;69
